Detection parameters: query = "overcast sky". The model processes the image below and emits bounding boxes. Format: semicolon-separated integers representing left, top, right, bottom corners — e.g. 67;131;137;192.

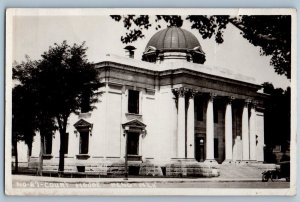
12;15;290;89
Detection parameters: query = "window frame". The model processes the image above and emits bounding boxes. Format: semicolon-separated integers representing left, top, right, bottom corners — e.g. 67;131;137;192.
79;130;89;155
43;135;53;155
80;91;91;113
128;89;140;114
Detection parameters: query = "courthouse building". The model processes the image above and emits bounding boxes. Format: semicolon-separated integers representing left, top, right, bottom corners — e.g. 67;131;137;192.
18;27;267;177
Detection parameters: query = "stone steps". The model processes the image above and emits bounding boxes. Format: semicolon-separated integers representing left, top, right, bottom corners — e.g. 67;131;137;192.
219;164;275;179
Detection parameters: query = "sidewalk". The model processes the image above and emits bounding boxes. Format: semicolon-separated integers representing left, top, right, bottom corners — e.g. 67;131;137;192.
12;174;263;184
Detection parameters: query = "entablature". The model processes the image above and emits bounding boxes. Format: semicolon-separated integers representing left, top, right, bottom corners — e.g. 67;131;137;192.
96;62;264;100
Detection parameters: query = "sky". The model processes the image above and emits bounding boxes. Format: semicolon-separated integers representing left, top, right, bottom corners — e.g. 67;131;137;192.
12;15;290;89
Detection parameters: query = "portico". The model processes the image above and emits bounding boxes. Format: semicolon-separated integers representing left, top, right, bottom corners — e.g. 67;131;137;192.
172;87;262;164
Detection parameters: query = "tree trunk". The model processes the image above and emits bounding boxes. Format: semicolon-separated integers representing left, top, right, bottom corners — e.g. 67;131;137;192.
37;134;44;176
57;116;67;175
13;139;18;173
58;129;65;174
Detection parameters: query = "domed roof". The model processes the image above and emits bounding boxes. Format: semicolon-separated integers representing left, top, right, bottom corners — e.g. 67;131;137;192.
145;26;201;51
142;26;205;64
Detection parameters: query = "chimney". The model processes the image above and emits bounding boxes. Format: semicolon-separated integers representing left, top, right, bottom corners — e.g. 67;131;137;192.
124;45;136;59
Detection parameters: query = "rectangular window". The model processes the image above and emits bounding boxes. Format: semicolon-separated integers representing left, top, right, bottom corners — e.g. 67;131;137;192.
79;131;89;154
213;105;218;123
128;90;139;114
80;91;91;113
64;133;69;155
44;135;52;155
196;99;203;121
214;138;219;158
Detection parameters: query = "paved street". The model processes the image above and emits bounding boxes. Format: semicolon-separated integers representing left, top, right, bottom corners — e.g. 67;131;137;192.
155;181;290;188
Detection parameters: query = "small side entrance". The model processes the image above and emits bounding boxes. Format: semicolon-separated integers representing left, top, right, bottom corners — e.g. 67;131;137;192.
127;132;139;155
195;135;205;162
122;119;147;175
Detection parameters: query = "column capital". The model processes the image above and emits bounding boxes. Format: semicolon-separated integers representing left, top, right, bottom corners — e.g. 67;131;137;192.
208;93;217;101
244;99;252;107
244;99;258;108
251;100;258;108
226;96;235;104
172;87;189;97
188;89;198;99
179;87;187;97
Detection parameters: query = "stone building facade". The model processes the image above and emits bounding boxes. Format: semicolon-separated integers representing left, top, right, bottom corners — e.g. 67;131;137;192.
16;27;267;177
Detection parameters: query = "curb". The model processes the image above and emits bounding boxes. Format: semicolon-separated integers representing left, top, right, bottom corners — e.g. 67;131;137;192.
12;175;264;184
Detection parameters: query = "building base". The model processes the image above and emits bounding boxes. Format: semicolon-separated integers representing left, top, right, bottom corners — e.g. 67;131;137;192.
27;157;221;178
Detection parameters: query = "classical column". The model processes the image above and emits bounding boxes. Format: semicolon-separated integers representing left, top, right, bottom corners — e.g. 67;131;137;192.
256;110;265;162
205;93;216;162
224;96;234;162
242;99;250;161
249;101;257;161
187;90;197;159
124;131;128;179
177;87;186;158
120;88;127;159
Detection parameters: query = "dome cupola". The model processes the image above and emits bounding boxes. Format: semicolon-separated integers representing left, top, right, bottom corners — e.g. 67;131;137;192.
142;26;205;64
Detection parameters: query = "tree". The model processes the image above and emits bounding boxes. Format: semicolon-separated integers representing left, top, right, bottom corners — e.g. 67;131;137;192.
13;57;57;175
111;15;291;78
33;41;102;173
13;41;102;174
262;82;290;163
12;85;36;173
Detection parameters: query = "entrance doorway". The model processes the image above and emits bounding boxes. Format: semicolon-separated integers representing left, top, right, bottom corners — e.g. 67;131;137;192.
195;136;205;162
127;132;139;155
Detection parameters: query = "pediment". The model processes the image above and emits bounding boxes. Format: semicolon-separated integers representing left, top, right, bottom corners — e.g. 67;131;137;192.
74;119;92;129
122;119;146;129
193;46;205;54
144;46;157;53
